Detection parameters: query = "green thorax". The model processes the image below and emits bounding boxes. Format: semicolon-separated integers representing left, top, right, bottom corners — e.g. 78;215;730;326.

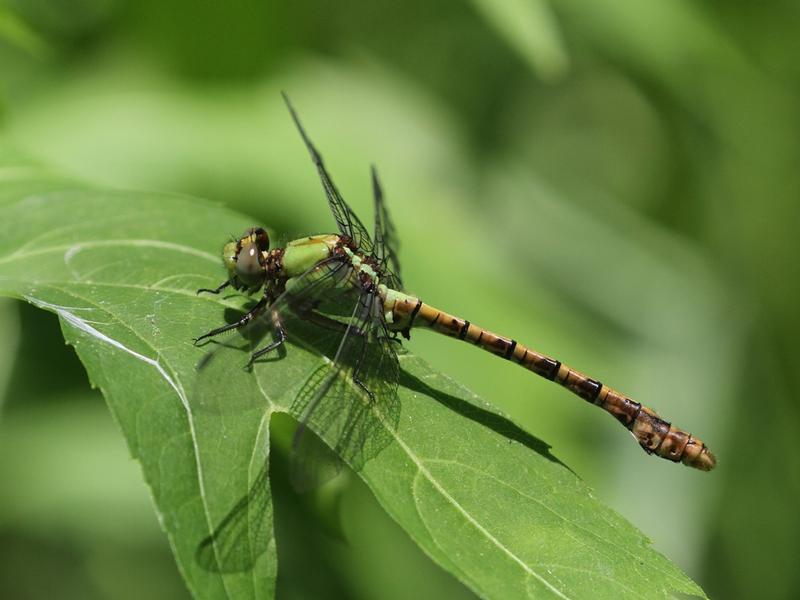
282;233;417;326
281;234;340;277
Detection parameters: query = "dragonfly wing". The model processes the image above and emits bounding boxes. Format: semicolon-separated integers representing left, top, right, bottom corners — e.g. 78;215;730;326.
289;286;400;491
195;257;351;377
370;166;404;290
282;93;374;254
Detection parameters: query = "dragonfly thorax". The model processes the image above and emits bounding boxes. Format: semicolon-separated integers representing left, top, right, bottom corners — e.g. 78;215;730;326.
281;234;342;278
341;246;382;285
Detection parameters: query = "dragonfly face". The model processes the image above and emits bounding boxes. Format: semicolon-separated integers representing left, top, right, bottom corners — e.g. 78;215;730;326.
224;227;271;291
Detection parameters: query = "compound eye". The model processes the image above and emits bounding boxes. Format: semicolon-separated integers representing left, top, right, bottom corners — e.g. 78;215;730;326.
234;239;264;286
240;227;269;253
252;227;269;252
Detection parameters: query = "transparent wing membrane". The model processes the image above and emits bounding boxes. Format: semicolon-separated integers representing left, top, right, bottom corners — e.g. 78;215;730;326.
195;258;349;372
282;93;374;254
286;287;400;491
371;166;404;290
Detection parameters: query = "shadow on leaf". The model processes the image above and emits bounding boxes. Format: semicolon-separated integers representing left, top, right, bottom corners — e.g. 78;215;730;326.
398;367;568;471
195;463;272;573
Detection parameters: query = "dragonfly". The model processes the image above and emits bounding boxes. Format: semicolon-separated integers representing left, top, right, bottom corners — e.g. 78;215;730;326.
194;93;717;479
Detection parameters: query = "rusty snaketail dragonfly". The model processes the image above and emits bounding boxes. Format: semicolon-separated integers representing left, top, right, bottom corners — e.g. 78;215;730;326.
194;94;716;494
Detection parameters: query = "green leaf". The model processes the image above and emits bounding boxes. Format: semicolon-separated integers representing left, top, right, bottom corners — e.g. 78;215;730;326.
0;147;707;599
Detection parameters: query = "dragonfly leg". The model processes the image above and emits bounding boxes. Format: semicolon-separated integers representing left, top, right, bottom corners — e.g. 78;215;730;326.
197;280;231;295
353;375;376;402
193;296;268;345
247;309;287;367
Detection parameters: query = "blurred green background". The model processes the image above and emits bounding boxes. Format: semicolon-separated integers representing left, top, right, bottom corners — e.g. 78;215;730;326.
1;1;798;598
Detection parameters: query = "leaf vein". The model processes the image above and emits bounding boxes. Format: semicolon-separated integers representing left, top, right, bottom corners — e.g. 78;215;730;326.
0;239;218;266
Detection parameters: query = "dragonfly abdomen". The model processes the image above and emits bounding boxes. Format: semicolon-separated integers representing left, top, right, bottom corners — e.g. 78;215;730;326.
390;296;716;471
552;367;715;470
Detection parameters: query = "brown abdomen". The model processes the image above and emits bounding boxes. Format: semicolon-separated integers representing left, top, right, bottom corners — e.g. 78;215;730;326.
391;297;716;471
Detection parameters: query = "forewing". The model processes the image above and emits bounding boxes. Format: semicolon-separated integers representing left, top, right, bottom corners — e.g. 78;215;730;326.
282;93;374;254
289;288;400;491
195;257;350;376
371;166;404;290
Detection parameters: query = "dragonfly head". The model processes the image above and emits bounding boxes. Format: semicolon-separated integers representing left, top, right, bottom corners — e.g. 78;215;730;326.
223;227;270;290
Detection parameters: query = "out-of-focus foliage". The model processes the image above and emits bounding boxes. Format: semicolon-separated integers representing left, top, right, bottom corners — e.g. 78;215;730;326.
0;299;20;410
0;1;797;599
